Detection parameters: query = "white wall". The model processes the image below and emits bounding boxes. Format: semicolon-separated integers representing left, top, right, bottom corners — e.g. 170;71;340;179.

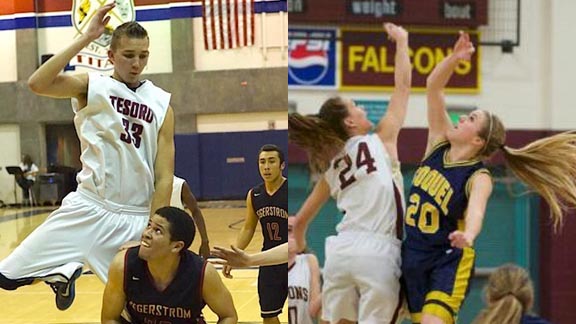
37;20;173;74
550;1;576;130
0;30;17;82
0;125;21;204
197;111;287;133
193;11;288;71
289;1;574;131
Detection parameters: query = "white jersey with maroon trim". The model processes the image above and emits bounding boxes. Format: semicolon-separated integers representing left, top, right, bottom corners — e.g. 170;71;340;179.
324;133;405;236
288;254;314;324
73;72;171;207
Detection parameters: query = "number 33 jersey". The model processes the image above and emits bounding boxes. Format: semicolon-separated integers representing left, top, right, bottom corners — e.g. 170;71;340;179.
324;134;405;236
73;72;171;207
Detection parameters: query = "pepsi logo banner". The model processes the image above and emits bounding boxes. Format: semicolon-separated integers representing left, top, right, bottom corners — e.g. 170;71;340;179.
288;28;337;89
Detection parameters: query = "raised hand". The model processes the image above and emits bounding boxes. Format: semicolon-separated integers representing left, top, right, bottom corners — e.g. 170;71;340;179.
84;2;115;41
383;22;408;43
452;31;475;61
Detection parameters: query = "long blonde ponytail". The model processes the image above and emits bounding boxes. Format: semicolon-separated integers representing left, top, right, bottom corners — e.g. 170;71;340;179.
501;131;576;228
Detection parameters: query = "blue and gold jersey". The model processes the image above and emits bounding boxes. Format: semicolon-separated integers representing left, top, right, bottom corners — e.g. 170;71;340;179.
404;142;490;251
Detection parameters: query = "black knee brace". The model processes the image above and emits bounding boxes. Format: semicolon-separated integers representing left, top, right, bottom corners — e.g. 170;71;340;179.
0;272;34;290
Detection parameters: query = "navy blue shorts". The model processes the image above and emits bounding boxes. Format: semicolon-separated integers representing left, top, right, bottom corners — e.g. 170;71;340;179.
258;263;288;318
401;245;475;324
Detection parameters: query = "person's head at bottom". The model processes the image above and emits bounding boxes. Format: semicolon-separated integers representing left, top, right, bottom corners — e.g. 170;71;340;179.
474;264;545;324
139;206;195;261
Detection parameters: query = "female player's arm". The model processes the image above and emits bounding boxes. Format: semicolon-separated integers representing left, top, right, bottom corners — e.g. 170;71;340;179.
150;106;175;218
448;172;492;248
308;254;322;318
425;31;475;154
375;23;411;161
101;250;128;324
211;243;288;267
294;178;331;252
202;263;238;324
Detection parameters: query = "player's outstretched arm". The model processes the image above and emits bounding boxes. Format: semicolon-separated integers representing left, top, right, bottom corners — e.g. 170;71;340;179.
376;23;411;161
449;172;492;249
203;263;238;324
101;250;127;324
425;31;475;153
222;191;259;278
211;243;288;267
294;178;330;252
28;3;116;99
182;181;210;259
150;106;175;217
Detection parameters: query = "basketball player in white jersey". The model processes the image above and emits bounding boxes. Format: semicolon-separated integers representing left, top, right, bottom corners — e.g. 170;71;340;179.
288;216;322;324
0;3;174;311
172;176;210;259
288;23;411;323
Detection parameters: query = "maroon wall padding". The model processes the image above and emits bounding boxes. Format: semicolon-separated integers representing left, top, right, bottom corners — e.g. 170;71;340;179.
289;127;576;321
539;205;576;323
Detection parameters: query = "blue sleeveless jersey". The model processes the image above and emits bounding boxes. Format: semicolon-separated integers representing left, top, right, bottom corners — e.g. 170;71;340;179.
404;142;490;251
251;180;288;251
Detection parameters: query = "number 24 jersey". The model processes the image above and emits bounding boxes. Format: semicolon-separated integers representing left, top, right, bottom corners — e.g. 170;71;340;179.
324;134;405;236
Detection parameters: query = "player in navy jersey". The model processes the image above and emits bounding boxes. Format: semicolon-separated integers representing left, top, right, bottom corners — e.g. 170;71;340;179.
101;207;237;324
223;144;287;324
289;23;411;323
402;31;576;324
473;264;551;324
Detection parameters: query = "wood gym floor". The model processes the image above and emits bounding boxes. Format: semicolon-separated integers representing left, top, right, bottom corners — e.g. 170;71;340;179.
0;204;287;324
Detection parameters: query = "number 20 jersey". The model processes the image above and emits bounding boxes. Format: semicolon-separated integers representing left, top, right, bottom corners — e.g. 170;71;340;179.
73;73;171;207
404;141;489;251
324;134;405;236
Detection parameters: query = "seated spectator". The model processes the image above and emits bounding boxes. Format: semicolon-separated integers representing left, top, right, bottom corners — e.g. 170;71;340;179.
473;264;551;324
17;154;39;204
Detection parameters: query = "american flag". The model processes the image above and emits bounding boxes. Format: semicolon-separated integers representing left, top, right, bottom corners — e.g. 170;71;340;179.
202;0;255;50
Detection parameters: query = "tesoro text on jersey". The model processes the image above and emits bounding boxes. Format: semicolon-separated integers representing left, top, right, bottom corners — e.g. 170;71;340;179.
110;95;154;123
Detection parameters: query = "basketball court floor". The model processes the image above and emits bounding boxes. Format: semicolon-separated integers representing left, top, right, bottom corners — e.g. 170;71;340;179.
0;205;287;323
